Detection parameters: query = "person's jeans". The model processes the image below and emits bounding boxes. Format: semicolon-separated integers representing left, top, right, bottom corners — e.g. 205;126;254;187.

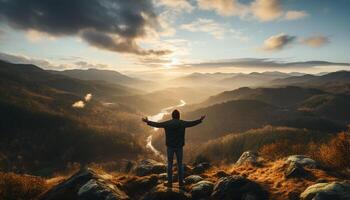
167;147;184;185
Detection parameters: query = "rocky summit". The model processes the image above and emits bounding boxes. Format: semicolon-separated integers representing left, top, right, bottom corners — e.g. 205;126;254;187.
37;152;350;200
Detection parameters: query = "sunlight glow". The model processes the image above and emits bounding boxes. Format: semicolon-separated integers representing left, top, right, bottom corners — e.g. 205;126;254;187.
164;57;180;69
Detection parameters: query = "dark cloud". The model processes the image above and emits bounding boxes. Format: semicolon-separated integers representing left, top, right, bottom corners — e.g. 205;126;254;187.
0;0;171;56
188;58;350;68
81;29;171;56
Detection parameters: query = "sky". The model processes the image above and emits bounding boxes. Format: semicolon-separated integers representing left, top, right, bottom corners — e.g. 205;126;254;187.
0;0;349;75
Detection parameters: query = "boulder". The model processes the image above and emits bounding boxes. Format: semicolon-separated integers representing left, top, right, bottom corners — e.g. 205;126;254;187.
214;170;230;178
133;159;166;176
192;162;211;175
284;162;308;178
40;168;129;200
211;175;269;200
184;175;204;185
123;175;158;197
286;155;318;168
78;179;129;200
142;185;190;200
300;181;350;200
235;151;259;166
191;180;214;199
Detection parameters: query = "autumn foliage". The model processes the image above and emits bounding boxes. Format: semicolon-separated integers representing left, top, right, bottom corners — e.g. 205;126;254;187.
259;130;350;170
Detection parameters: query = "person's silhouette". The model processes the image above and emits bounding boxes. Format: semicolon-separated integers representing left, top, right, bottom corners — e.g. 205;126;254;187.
142;109;205;188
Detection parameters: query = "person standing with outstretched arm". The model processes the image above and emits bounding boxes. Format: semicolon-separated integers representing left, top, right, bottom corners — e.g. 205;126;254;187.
142;109;205;188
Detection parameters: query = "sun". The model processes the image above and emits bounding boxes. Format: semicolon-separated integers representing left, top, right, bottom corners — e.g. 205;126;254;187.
164;57;180;68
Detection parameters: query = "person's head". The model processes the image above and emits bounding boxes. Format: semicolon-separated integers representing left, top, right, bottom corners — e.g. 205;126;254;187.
172;109;180;119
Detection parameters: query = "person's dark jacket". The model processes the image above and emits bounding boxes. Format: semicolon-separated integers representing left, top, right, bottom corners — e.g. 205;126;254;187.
147;119;202;148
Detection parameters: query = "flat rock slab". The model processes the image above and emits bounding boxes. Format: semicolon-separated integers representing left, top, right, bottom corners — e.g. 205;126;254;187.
300;181;350;200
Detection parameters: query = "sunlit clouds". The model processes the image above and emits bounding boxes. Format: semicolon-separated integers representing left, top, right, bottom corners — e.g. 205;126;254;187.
284;11;309;20
197;0;249;17
180;18;226;39
196;0;308;21
262;34;330;52
262;33;297;51
301;36;330;48
0;0;348;74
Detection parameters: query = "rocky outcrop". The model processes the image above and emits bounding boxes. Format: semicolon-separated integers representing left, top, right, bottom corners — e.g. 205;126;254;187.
142;185;190;200
284;162;308;178
132;159;166;176
122;175;158;198
190;180;214;199
184;175;204;185
78;179;129;200
192;162;211;174
40;168;129;200
286;155;318;168
235;151;260;166
300;181;350;200
211;175;269;200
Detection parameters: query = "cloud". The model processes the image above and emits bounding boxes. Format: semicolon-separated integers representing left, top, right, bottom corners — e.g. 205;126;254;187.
81;29;171;56
301;36;330;47
251;0;283;21
284;10;308;20
197;0;249;17
72;100;85;108
0;0;170;56
186;58;350;69
261;34;330;52
197;0;308;22
155;0;193;12
26;30;56;42
180;18;226;39
84;93;92;102
262;33;296;51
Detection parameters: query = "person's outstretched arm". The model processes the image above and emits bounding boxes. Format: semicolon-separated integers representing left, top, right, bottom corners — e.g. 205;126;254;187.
184;115;206;128
142;117;167;128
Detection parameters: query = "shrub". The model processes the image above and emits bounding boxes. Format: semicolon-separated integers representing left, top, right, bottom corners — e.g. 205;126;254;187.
259;140;306;160
0;172;48;200
316;132;350;170
259;130;350;171
195;126;324;163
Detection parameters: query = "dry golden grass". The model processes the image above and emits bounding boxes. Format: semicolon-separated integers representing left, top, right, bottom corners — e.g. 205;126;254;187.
228;160;339;200
0;172;48;200
259;131;350;172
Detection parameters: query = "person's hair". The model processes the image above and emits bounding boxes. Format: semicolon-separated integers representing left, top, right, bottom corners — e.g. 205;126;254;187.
172;109;180;119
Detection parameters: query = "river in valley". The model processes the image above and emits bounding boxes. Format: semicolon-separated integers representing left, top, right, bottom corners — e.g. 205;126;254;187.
146;100;186;161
